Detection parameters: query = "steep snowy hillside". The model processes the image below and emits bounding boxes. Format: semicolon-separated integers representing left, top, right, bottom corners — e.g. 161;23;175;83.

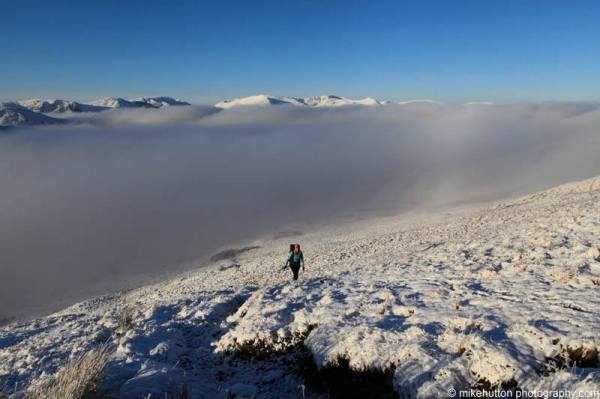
1;177;599;398
0;102;64;127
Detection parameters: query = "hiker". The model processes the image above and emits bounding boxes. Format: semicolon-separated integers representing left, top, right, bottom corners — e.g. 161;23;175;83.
285;243;305;280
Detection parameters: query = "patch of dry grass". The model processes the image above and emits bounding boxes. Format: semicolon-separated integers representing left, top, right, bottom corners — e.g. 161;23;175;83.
115;306;134;335
28;344;110;399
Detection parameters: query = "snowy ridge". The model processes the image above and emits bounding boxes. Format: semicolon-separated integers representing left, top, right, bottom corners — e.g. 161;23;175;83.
1;177;599;397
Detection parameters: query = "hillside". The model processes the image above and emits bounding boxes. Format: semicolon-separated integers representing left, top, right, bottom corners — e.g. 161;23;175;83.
1;177;599;398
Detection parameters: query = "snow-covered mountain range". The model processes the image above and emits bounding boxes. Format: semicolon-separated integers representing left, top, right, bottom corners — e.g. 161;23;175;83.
1;94;447;127
0;97;191;127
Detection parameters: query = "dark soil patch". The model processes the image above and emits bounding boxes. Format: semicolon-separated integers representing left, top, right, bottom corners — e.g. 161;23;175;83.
297;352;396;399
210;246;260;262
567;346;599;368
223;324;396;398
543;346;599;372
218;263;241;271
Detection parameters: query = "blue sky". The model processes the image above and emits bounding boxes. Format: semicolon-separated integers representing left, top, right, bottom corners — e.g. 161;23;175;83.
2;0;599;104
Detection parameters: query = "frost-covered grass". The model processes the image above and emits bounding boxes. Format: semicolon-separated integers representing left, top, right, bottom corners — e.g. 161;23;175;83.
1;176;599;398
27;344;110;399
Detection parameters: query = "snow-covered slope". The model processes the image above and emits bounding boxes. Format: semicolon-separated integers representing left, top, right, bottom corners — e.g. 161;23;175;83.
0;102;64;127
1;177;599;398
215;94;385;109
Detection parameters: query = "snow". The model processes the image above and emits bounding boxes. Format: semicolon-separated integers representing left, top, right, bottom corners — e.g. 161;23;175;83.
1;176;599;397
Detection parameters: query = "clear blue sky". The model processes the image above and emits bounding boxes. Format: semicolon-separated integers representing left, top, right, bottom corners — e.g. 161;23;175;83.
2;0;599;104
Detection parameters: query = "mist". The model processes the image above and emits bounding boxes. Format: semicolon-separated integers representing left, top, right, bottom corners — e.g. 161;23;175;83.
1;102;600;320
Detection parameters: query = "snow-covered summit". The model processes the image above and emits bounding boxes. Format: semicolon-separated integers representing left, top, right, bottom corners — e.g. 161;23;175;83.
0;102;64;127
215;94;385;109
214;94;305;109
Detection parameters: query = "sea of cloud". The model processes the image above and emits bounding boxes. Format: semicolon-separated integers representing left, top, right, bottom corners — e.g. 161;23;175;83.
1;102;599;319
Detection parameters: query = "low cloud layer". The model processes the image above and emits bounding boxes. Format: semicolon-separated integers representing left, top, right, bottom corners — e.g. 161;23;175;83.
1;102;599;319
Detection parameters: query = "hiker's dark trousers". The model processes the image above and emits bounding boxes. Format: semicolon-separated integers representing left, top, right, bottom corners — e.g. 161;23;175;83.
290;262;301;280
